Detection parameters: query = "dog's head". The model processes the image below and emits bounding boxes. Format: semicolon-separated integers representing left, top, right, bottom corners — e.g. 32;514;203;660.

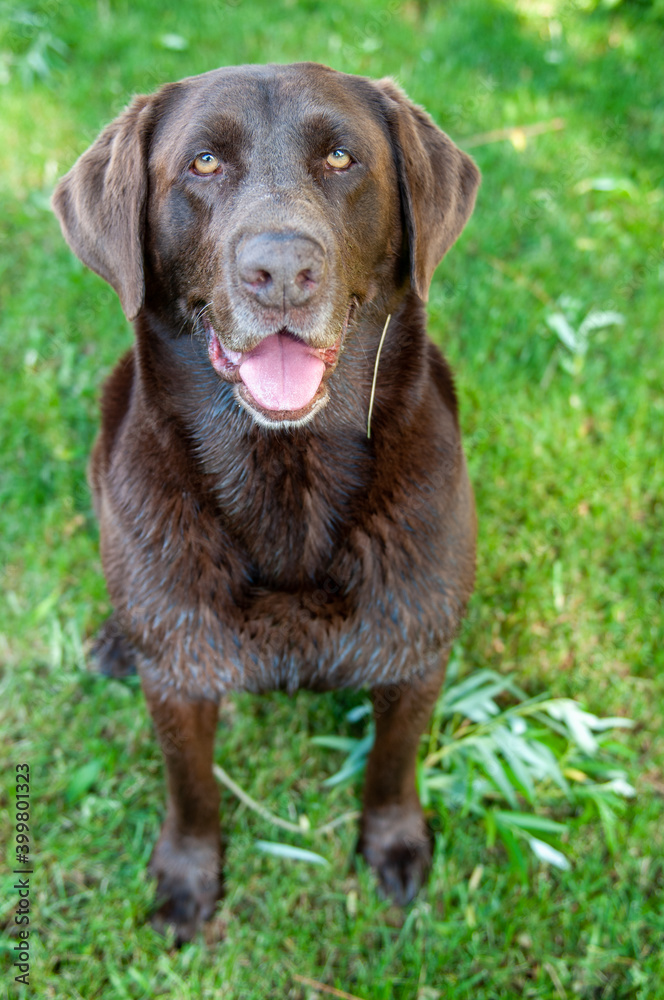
53;63;479;428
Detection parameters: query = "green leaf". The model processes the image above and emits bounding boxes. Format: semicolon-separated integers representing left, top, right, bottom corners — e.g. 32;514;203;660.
322;756;367;787
505;734;568;793
158;33;189;51
495;821;528;884
255;840;329;866
485;809;497;849
417;759;430;808
492;727;536;802
441;670;525;722
494;811;567;835
577;309;625;337
471;739;518;807
588;794;619;853
65;760;103;803
311;735;360;752
527;836;571;871
346;703;372;723
544;701;599;753
439;669;505;707
546;312;581;354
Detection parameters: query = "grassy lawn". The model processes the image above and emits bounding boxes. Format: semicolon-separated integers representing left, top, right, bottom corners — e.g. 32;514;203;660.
1;0;663;997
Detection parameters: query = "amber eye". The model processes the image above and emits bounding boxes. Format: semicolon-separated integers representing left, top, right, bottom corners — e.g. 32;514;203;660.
325;149;352;170
192;153;220;175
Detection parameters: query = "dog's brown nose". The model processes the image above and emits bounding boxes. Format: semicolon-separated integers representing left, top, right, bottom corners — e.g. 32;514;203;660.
236;233;327;308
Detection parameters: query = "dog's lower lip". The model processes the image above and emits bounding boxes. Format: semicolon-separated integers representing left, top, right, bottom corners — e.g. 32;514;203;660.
236;380;329;423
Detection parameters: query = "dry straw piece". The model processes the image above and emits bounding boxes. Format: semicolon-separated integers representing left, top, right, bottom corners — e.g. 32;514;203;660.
366;313;391;439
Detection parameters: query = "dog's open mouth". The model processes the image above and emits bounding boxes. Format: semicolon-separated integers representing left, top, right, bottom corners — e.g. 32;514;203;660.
202;306;353;423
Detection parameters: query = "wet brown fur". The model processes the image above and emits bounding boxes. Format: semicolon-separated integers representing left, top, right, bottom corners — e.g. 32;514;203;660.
52;62;480;943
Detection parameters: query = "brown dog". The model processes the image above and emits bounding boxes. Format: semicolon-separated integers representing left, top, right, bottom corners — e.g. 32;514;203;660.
52;62;479;943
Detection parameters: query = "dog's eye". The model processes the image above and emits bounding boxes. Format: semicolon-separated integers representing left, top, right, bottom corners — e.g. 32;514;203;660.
325;149;352;170
191;153;220;175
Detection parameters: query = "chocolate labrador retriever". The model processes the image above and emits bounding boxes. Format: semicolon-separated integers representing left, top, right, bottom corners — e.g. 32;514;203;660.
52;62;479;943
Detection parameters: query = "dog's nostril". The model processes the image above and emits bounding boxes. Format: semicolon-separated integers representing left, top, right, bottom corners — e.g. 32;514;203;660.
296;268;318;290
241;268;272;289
236;233;327;307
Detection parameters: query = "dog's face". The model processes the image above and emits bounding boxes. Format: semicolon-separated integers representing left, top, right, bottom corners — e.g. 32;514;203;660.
146;64;402;426
53;63;479;428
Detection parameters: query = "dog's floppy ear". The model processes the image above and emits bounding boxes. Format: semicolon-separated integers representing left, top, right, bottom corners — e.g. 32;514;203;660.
52;95;153;321
376;78;480;300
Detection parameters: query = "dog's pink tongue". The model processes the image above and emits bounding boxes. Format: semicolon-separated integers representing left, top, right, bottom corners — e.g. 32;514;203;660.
239;333;325;411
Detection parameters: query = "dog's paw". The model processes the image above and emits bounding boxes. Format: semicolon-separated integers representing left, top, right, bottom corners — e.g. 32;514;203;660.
358;805;433;906
148;833;223;946
90;614;137;677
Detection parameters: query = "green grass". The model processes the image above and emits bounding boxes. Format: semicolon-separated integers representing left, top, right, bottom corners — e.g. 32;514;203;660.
1;0;664;997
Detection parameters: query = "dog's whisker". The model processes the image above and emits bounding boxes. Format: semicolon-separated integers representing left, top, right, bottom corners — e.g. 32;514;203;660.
186;301;214;346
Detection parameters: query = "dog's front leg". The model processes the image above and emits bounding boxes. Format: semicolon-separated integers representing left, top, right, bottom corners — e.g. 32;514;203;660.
142;683;222;944
359;656;448;905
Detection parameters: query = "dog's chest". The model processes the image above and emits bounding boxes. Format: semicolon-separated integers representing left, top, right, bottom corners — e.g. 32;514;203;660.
116;424;458;697
209;433;370;588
